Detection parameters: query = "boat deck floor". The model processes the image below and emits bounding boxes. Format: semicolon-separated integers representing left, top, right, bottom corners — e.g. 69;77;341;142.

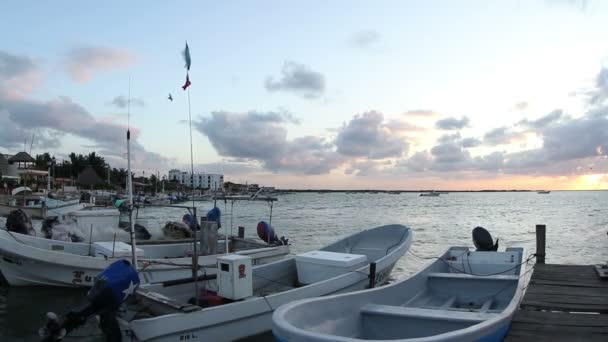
505;264;608;342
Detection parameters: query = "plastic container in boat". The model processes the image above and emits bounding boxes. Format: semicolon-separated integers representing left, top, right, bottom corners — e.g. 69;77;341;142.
295;250;367;285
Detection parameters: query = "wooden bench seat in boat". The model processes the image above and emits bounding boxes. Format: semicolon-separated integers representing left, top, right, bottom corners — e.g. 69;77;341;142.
136;288;201;314
360;304;500;322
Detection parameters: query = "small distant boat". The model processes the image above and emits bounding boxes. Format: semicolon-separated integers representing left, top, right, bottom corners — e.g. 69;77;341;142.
537;190;550;194
273;227;527;342
420;192;440;197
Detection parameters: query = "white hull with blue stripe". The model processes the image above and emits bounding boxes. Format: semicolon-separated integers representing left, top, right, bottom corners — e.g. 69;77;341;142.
273;246;528;342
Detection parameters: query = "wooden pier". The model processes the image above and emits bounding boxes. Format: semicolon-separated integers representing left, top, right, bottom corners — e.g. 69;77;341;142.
505;225;608;341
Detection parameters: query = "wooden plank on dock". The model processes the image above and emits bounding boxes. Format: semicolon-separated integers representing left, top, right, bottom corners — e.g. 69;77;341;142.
505;264;608;341
506;311;608;341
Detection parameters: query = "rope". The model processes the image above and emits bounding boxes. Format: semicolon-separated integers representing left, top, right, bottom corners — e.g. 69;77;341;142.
407;249;536;277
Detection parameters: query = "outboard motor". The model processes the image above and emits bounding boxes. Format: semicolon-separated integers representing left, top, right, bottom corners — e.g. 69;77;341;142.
39;259;139;342
41;216;60;239
206;207;221;228
134;223;152;240
162;221;193;239
472;226;499;251
41;217;85;243
79;192;91;204
182;213;200;231
257;221;279;244
6;209;35;235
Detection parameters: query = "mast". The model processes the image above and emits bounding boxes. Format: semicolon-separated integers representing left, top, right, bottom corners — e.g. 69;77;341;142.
127;77;138;267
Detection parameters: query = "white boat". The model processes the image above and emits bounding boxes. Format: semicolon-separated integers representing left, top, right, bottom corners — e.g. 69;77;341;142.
117;224;412;341
0;187;85;219
0;228;289;287
420;192;440;197
273;238;527;342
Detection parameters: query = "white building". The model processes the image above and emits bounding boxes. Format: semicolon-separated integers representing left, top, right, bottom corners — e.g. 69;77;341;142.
168;169;223;190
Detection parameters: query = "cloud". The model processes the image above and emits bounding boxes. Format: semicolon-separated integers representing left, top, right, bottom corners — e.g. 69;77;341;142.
350;30;381;48
540;113;608;161
0;94;169;170
461;137;482;148
344;160;385;176
430;142;471;165
267;136;344;174
435;116;470;130
383;118;426;133
190;161;264;176
195;110;289;160
518;109;563;130
64;46;135;83
265;61;325;99
473;152;505;171
587;67;608;106
194;110;343;175
483;126;527;146
513;101;529;111
335;111;409;159
108;95;145;108
401;151;433;172
403;109;440;117
0;50;42;98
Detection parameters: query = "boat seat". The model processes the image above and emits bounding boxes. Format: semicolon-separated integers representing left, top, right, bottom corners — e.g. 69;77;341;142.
427;273;519;281
360;304;499;322
136;288;201;314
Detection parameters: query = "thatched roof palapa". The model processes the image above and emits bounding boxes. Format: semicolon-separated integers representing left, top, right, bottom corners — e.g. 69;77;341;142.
77;166;104;186
8;151;35;163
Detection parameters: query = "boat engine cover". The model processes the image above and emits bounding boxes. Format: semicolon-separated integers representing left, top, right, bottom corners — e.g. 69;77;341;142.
472;226;499;251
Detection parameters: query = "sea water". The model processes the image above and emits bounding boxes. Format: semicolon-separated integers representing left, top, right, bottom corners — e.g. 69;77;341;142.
1;191;607;341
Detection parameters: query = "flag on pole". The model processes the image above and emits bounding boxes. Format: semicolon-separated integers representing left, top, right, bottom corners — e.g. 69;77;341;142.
182;73;191;90
181;41;192;90
182;42;191;71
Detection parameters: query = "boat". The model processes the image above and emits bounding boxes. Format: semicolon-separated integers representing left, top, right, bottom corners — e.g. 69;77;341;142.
111;224;412;341
420;192;440;197
0;225;290;287
272;228;528;342
0;187;84;219
537;190;550;194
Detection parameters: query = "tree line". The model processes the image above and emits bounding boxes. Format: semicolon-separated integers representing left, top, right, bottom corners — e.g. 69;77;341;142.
34;152;149;188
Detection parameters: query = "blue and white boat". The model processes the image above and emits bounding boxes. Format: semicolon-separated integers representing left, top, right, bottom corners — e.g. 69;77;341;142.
273;229;528;342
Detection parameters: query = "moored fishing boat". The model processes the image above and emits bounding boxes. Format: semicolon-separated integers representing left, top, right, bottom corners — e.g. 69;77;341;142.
0;187;84;219
0;224;289;287
40;224;412;341
117;224;411;341
272;227;529;342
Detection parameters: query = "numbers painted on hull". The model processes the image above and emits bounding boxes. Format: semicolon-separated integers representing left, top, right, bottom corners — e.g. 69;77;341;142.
179;332;198;340
71;270;93;285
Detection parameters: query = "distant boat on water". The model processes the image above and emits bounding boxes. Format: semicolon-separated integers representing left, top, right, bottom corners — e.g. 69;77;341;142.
420;192;440;197
537;190;550;194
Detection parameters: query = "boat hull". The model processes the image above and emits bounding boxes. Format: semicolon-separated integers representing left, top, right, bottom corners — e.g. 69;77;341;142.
126;261;400;342
124;224;412;342
272;247;527;342
0;230;290;287
0;200;83;219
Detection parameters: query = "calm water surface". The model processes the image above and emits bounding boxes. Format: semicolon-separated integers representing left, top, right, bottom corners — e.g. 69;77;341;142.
1;191;607;341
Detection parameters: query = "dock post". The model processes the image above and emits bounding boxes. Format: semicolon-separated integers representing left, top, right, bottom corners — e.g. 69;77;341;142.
238;226;245;238
536;224;546;264
368;262;377;288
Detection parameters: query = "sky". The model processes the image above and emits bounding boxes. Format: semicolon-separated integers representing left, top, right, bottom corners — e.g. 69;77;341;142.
2;0;608;190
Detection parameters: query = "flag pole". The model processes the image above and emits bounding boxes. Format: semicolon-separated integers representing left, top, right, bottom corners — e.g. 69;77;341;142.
127;76;138;268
